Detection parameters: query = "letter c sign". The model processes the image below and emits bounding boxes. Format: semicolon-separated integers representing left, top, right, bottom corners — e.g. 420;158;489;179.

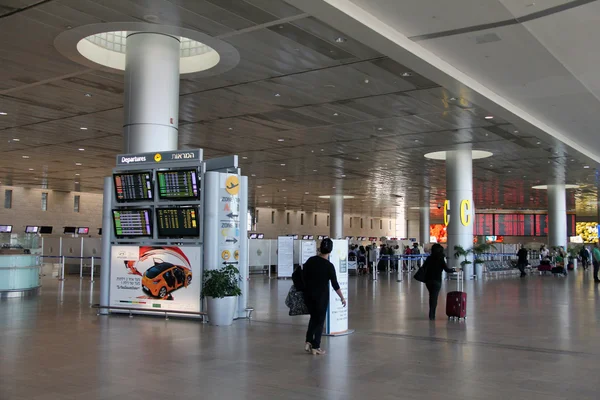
460;199;471;227
443;200;450;226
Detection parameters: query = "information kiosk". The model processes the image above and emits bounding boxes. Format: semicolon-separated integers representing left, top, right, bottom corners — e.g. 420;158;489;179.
107;150;204;315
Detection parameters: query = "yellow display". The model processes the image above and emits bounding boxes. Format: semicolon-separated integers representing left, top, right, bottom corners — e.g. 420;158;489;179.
575;222;598;243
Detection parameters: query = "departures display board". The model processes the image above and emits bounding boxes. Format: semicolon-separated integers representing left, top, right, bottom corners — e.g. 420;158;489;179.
157;170;199;200
113;209;152;237
114;172;153;202
156;208;199;237
474;214;493;235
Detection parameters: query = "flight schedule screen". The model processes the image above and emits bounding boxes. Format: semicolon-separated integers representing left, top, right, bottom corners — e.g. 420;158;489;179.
156;207;199;237
113;209;152;237
494;214;526;236
474;214;493;235
157;170;199;200
114;172;153;202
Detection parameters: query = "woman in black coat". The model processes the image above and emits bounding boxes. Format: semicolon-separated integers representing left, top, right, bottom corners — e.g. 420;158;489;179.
423;244;457;320
302;239;346;355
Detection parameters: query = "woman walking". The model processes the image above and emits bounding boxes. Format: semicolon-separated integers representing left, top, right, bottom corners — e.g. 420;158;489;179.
303;238;346;355
424;243;457;320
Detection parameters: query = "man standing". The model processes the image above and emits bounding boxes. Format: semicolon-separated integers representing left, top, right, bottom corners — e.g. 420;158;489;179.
593;243;600;283
517;245;528;278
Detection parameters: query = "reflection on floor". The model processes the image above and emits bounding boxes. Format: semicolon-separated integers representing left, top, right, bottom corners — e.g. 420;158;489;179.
2;271;600;399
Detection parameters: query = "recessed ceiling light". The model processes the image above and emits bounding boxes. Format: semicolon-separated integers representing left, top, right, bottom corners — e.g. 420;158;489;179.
414;139;419;142
75;162;82;166
0;112;7;116
536;141;541;145
75;173;80;176
78;148;85;151
251;174;256;177
584;165;590;169
278;139;285;142
28;168;34;171
274;93;281;97
377;127;383;131
22;155;29;159
333;113;339;116
12;138;20;142
514;130;519;133
84;93;92;97
242;156;248;159
257;185;262;188
228;127;233;130
401;72;412;77
280;163;286;166
305;192;309;195
320;149;324;152
261;194;265;197
356;157;359;160
75;181;79;184
282;189;287;192
80;127;88;130
484;116;494;120
364;78;370;83
341;174;346;178
281;179;286;181
313;169;317;172
265;201;268;203
449;97;457;101
335;37;347;43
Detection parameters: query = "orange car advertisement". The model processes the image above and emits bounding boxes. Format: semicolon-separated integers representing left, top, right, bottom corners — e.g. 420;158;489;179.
430;224;447;243
110;246;201;312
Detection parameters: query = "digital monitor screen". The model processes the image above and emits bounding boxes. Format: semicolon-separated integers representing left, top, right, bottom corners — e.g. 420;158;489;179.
474;214;494;235
157;170;199;200
63;227;76;234
156;208;199;237
257;234;264;239
77;227;89;235
302;235;309;240
494;214;528;236
535;214;548;236
25;226;39;233
249;233;258;239
308;235;314;240
112;209;152;237
114;172;153;202
98;228;102;235
39;226;53;234
0;225;12;233
318;235;324;240
346;236;354;240
567;214;576;236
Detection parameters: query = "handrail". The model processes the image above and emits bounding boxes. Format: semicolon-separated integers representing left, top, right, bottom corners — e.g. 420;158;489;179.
92;304;207;321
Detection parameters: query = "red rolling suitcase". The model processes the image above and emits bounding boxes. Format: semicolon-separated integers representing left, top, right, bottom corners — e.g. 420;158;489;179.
446;271;467;320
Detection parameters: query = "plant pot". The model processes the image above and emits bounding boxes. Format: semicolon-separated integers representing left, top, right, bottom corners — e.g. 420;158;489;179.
206;296;237;326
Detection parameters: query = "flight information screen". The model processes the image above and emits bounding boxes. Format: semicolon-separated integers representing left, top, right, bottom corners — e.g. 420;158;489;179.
157;170;199;200
474;214;493;235
567;214;576;236
114;172;153;202
494;214;526;236
535;214;548;236
156;208;199;237
112;209;152;237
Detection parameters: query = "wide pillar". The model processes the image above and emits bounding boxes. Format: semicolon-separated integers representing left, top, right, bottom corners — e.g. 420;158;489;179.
446;145;474;278
419;188;430;245
123;32;180;153
548;184;567;250
330;195;344;239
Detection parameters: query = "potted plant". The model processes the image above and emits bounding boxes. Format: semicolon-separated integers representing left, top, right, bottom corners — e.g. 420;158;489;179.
202;265;242;326
471;243;497;277
453;245;472;278
567;245;581;270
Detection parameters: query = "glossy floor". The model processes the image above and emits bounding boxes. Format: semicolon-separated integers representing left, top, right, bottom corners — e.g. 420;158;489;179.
2;270;600;400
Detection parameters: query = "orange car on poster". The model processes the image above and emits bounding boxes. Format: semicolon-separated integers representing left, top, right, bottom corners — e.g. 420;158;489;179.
142;261;192;299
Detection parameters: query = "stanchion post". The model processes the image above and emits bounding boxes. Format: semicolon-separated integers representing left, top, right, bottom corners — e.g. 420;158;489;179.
80;237;84;279
268;241;272;279
373;257;378;281
59;256;66;281
90;257;95;283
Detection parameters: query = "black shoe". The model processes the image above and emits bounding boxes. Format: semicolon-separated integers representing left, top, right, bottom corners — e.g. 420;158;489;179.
594;279;600;283
520;273;526;277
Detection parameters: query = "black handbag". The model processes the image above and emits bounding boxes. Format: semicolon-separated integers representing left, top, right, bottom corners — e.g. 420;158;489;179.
414;258;428;283
285;285;310;316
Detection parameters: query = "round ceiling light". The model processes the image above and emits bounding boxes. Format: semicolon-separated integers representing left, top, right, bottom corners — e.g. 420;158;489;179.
532;184;580;190
424;150;493;160
55;23;240;76
318;195;356;199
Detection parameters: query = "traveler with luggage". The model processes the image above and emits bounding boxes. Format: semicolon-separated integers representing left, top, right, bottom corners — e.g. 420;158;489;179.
423;243;458;320
302;239;346;355
593;242;600;283
580;246;590;270
516;245;528;277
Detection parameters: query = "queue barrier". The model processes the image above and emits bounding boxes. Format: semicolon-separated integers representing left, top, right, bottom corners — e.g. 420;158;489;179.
374;254;428;282
91;304;254;321
41;255;101;282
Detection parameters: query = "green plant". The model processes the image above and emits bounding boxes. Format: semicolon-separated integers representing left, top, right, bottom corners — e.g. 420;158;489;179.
202;265;242;299
472;243;497;264
567;245;582;259
453;245;472;268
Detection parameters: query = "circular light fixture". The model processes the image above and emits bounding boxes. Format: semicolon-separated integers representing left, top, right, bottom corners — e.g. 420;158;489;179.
584;165;590;169
22;155;29;159
12;138;20;142
318;195;356;199
75;162;82;166
532;184;580;190
278;139;285;142
424;150;493;160
54;23;240;76
80;127;88;130
28;168;34;171
485;115;494;120
78;148;85;151
0;112;8;116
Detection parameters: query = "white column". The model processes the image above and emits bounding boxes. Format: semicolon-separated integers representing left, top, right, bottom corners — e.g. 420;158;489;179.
548;184;567;250
123;32;180;153
419;188;430;245
237;176;249;318
98;177;113;315
330;195;344;239
446;145;474;278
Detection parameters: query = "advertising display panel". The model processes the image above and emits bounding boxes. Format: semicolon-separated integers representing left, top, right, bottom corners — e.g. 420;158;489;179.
326;239;349;335
277;236;294;278
110;245;201;312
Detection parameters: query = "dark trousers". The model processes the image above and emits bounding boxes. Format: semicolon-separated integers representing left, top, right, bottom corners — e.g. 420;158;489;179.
305;301;327;349
517;261;527;276
425;281;442;319
594;260;600;281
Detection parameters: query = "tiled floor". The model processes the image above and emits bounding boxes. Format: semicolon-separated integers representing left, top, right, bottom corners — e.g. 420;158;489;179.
2;270;600;399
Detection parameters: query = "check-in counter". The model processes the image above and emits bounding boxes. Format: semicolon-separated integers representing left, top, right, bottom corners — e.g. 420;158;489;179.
0;254;41;298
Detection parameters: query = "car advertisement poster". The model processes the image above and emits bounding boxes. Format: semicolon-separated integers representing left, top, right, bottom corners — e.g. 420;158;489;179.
327;239;349;335
110;245;201;312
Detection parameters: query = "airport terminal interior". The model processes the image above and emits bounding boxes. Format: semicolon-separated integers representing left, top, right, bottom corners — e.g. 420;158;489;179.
2;0;600;399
